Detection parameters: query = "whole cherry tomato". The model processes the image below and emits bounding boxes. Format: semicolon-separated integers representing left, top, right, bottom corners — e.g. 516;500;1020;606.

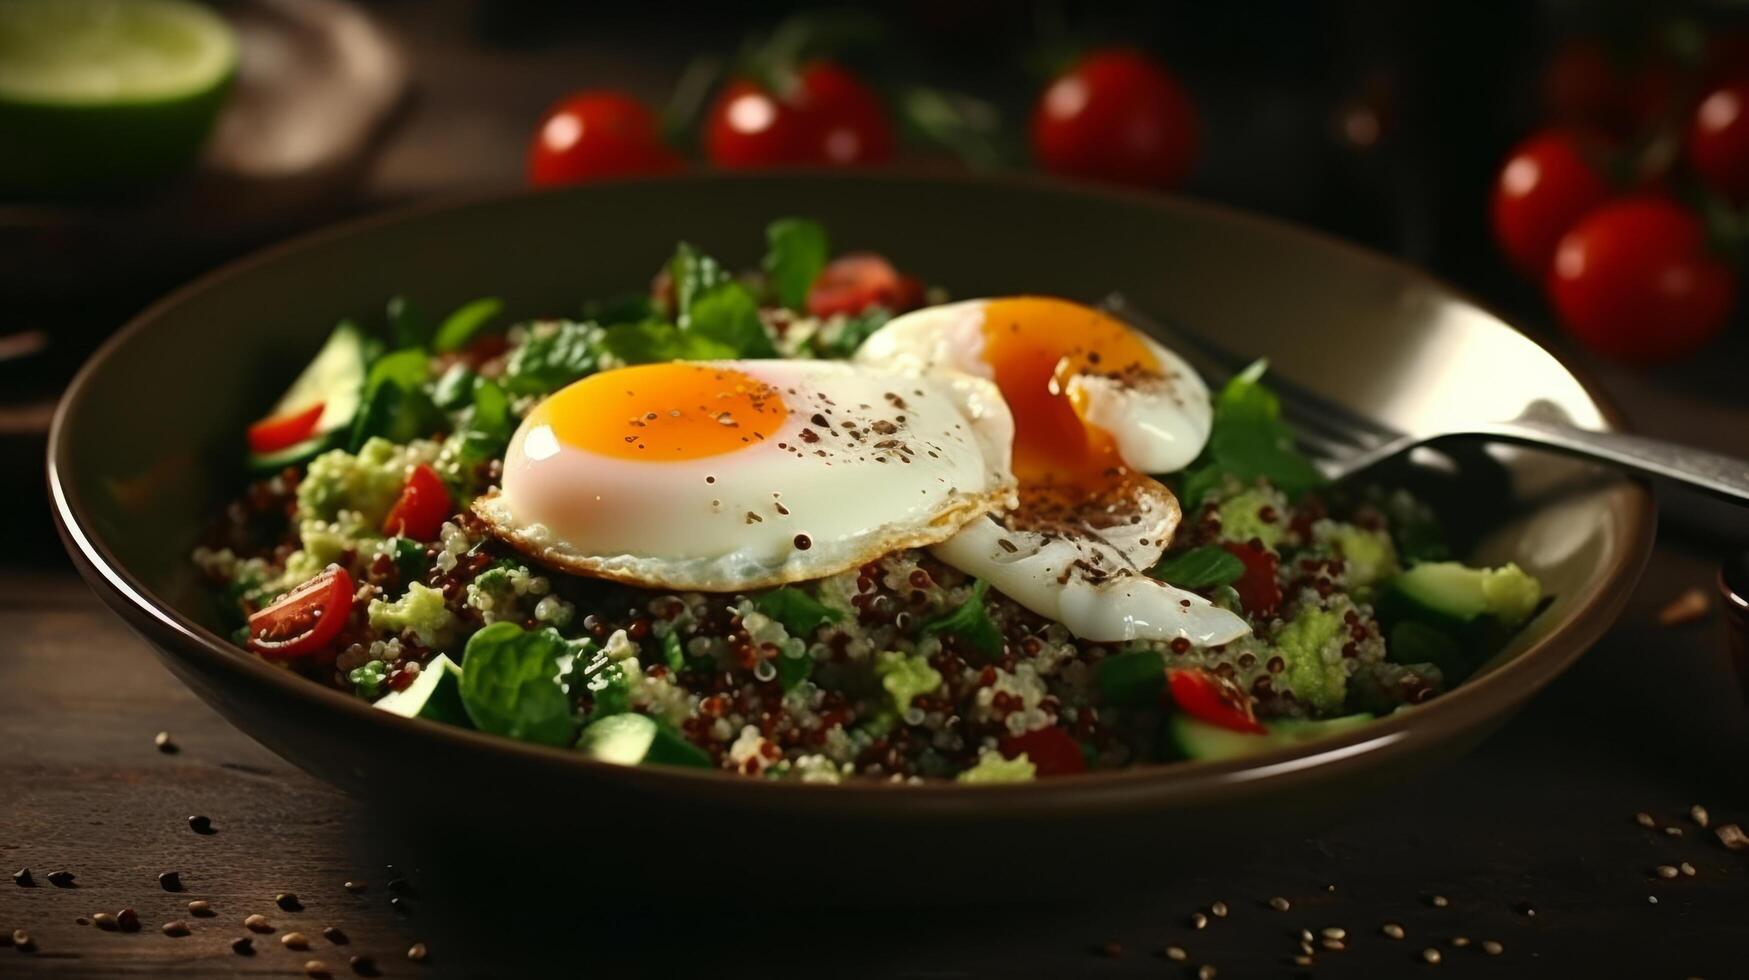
1690;81;1749;202
1490;129;1613;279
528;91;683;187
704;61;894;168
246;565;355;658
998;726;1088;777
1547;197;1737;363
1031;48;1199;189
805;253;924;318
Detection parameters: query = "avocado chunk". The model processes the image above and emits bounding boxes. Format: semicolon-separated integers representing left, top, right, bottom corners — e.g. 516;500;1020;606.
576;713;711;769
373;654;469;727
1168;712;1375;762
245;321;370;471
1383;561;1542;628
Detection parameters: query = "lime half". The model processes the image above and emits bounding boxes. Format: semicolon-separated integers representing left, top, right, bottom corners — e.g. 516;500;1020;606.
0;0;238;197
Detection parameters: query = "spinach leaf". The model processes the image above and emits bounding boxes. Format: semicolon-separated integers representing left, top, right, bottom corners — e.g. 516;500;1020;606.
502;321;603;395
387;295;431;350
763;218;829;311
1202;361;1324;499
923;579;1002;659
432;297;504;354
1151;545;1245;589
431;363;478;410
458;622;579;746
597;319;737;365
776;652;813;691
348;349;443;452
1094;649;1166;706
581;292;656;325
454;378;512;459
1177;463;1226;513
753;587;844;639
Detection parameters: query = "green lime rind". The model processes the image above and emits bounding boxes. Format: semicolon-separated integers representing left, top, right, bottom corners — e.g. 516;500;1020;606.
0;0;238;196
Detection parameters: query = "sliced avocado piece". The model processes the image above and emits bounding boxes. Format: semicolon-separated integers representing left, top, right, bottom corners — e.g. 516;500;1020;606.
1382;561;1542;628
1168;712;1375;762
374;654;470;727
244;320;370;470
576;713;711;769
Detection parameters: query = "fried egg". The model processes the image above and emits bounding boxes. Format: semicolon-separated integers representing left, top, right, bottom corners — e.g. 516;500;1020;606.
474;360;1016;591
857;296;1250;646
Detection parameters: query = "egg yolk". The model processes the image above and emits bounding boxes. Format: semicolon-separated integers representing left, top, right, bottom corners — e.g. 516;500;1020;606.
530;362;788;461
978;297;1161;491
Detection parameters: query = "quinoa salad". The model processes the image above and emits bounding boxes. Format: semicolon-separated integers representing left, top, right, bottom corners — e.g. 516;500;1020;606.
196;218;1545;784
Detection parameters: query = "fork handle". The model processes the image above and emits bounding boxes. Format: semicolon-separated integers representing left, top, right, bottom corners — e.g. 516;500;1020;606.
1475;419;1749;504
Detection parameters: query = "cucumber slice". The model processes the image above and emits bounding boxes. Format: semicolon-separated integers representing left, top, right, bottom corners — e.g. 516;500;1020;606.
0;0;237;194
1383;561;1542;628
243;321;369;470
1169;712;1375;762
374;655;469;727
576;713;711;769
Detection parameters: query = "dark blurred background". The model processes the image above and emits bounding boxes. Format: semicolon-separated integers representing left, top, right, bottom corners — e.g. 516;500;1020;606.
3;0;1747;551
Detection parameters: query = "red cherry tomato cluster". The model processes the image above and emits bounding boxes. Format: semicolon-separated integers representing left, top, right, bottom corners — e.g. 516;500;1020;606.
528;91;683;186
1494;35;1747;363
706;62;895;168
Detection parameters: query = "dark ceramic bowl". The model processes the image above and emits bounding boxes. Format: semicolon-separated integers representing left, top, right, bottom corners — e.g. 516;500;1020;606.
50;174;1654;892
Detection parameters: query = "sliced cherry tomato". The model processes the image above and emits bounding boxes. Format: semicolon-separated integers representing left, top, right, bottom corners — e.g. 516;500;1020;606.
1031;47;1199;189
382;464;452;541
704;61;895;169
247;402;324;455
1547;197;1737;363
528;90;683;187
1220;541;1282;618
1690;81;1749;202
999;726;1088;777
1490;129;1613;279
805;253;924;318
1165;667;1266;735
246;565;355;658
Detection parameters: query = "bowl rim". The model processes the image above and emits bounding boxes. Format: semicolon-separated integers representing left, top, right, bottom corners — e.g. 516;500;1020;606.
47;171;1657;807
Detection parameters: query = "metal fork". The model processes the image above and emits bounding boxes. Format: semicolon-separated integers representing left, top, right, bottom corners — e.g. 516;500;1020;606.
1104;294;1749;504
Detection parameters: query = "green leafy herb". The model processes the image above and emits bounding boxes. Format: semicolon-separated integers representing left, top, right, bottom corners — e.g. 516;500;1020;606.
753;586;844;639
669;242;777;357
776;651;813;691
431;363;478;410
388;536;428;585
597;319;737;365
432;297;504;354
923;579;1002;660
1151;545;1246;589
1094;649;1166;706
502;320;603;395
1202;361;1325;500
387;295;430;350
661;631;685;672
581;292;657;325
1177;463;1227;512
585;661;631;721
763;217;829;311
347;350;443;451
457;622;579;746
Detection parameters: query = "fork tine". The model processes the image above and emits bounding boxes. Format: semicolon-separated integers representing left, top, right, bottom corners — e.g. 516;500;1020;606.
1103;293;1406;455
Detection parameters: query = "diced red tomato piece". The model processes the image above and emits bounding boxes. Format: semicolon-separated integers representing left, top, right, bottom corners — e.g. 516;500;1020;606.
1165;667;1267;734
382;464;452;541
246;565;355;658
999;726;1088;777
805;253;924;318
1221;541;1282;617
246;402;324;455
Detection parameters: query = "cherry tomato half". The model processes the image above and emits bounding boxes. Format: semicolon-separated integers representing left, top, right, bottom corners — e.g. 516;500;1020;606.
805;253;924;318
1165;667;1267;735
528;91;683;187
1031;47;1199;189
1220;542;1282;618
1690;81;1749;202
704;61;895;168
999;726;1088;777
246;402;324;455
1490;129;1613;279
382;464;452;541
1548;197;1737;363
246;565;355;658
